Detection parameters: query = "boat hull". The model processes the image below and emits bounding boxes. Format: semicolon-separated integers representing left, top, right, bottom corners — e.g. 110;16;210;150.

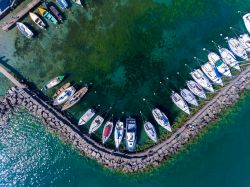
144;122;157;143
89;115;104;134
78;109;95;126
114;121;124;149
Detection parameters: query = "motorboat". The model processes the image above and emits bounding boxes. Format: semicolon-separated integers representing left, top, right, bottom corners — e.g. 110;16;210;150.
201;62;223;86
16;22;34;39
78;109;95;126
56;0;68;9
171;91;190;114
38;7;58;24
102;121;113;144
114;120;124;149
227;37;248;60
125;118;137;152
190;69;214;92
45;1;63;22
208;52;232;77
29;12;46;30
53;82;71;99
72;0;84;6
243;13;250;34
218;47;240;71
53;86;76;105
180;88;198;106
43;75;64;90
152;108;172;132
89;115;104;134
186;80;206;99
144;122;157;143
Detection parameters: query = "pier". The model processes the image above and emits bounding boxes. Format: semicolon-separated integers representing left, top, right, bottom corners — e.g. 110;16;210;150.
1;0;41;31
0;63;250;172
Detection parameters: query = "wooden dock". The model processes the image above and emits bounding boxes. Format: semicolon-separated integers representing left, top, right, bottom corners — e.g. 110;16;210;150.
1;0;42;31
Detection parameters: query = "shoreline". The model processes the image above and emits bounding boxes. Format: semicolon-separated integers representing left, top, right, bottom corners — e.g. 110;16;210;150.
0;64;249;173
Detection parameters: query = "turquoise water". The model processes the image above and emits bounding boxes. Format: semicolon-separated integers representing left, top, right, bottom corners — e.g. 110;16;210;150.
1;0;250;186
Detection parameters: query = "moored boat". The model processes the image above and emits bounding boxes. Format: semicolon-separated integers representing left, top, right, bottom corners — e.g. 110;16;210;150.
227;37;248;60
238;33;250;53
89;115;104;134
43;75;64;90
102;120;114;144
125;118;137;152
114;120;124;149
190;69;214;92
61;86;88;111
53;86;76;105
243;13;250;34
201;62;223;86
186;80;206;99
78;108;95;126
144;122;157;143
53;82;71;99
218;47;240;71
16;22;34;39
208;52;232;77
29;12;46;30
56;0;68;9
45;1;63;22
171;91;190;114
38;7;58;24
180;88;198;106
72;0;84;6
152;108;172;132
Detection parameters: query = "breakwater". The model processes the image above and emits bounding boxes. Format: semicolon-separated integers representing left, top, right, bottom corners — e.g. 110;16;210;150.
0;65;250;173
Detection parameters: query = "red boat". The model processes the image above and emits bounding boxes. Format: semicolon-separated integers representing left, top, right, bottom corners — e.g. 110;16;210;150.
45;1;63;22
102;121;113;144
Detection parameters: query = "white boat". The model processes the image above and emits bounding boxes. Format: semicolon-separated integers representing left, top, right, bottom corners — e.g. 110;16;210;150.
16;22;34;39
29;12;46;30
218;47;240;71
88;115;104;134
102;121;113;144
190;69;214;92
208;52;232;77
238;34;250;52
171;91;190;114
53;86;76;105
243;13;250;34
78;109;95;126
152;108;172;132
180;88;198;106
144;122;157;143
227;37;248;60
125;118;137;152
201;62;223;86
114;120;124;149
72;0;84;6
186;80;206;99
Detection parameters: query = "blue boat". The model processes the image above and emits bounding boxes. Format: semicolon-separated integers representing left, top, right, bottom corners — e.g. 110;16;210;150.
56;0;68;9
125;118;137;152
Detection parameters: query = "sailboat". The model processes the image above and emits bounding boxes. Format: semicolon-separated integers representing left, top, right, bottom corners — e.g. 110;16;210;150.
125;117;137;152
171;91;190;114
38;7;58;24
102;120;114;144
227;37;248;60
78;109;95;126
16;22;34;39
43;75;65;90
144;122;157;143
29;12;46;30
180;88;198;106
53;82;71;99
218;47;240;71
89;115;104;134
114;120;124;149
201;62;223;86
208;52;232;77
243;13;250;34
53;86;76;105
238;33;250;53
190;69;214;92
152;108;172;132
186;80;206;99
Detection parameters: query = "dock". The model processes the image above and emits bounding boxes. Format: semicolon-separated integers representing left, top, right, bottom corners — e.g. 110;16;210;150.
1;0;41;31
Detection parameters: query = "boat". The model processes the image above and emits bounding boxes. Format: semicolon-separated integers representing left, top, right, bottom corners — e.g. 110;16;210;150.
208;52;232;77
88;115;104;134
61;86;88;111
53;86;76;105
190;69;214;92
227;37;248;60
53;82;71;99
56;0;68;9
152;108;172;132
180;88;198;106
38;7;58;24
201;62;223;86
45;1;63;22
16;22;34;39
29;12;46;30
125;118;137;152
243;13;250;34
72;0;84;6
43;75;64;90
114;120;124;149
186;80;206;99
218;47;240;71
102;120;114;144
171;91;190;114
144;122;157;143
78;109;95;126
238;34;250;53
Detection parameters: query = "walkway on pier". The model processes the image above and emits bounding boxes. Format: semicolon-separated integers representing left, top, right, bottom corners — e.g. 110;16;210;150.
0;64;25;88
1;0;41;31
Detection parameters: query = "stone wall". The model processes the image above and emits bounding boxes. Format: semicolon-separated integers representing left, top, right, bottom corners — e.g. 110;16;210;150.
0;67;250;173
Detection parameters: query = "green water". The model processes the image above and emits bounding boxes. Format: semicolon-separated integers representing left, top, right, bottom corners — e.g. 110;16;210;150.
1;0;250;185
